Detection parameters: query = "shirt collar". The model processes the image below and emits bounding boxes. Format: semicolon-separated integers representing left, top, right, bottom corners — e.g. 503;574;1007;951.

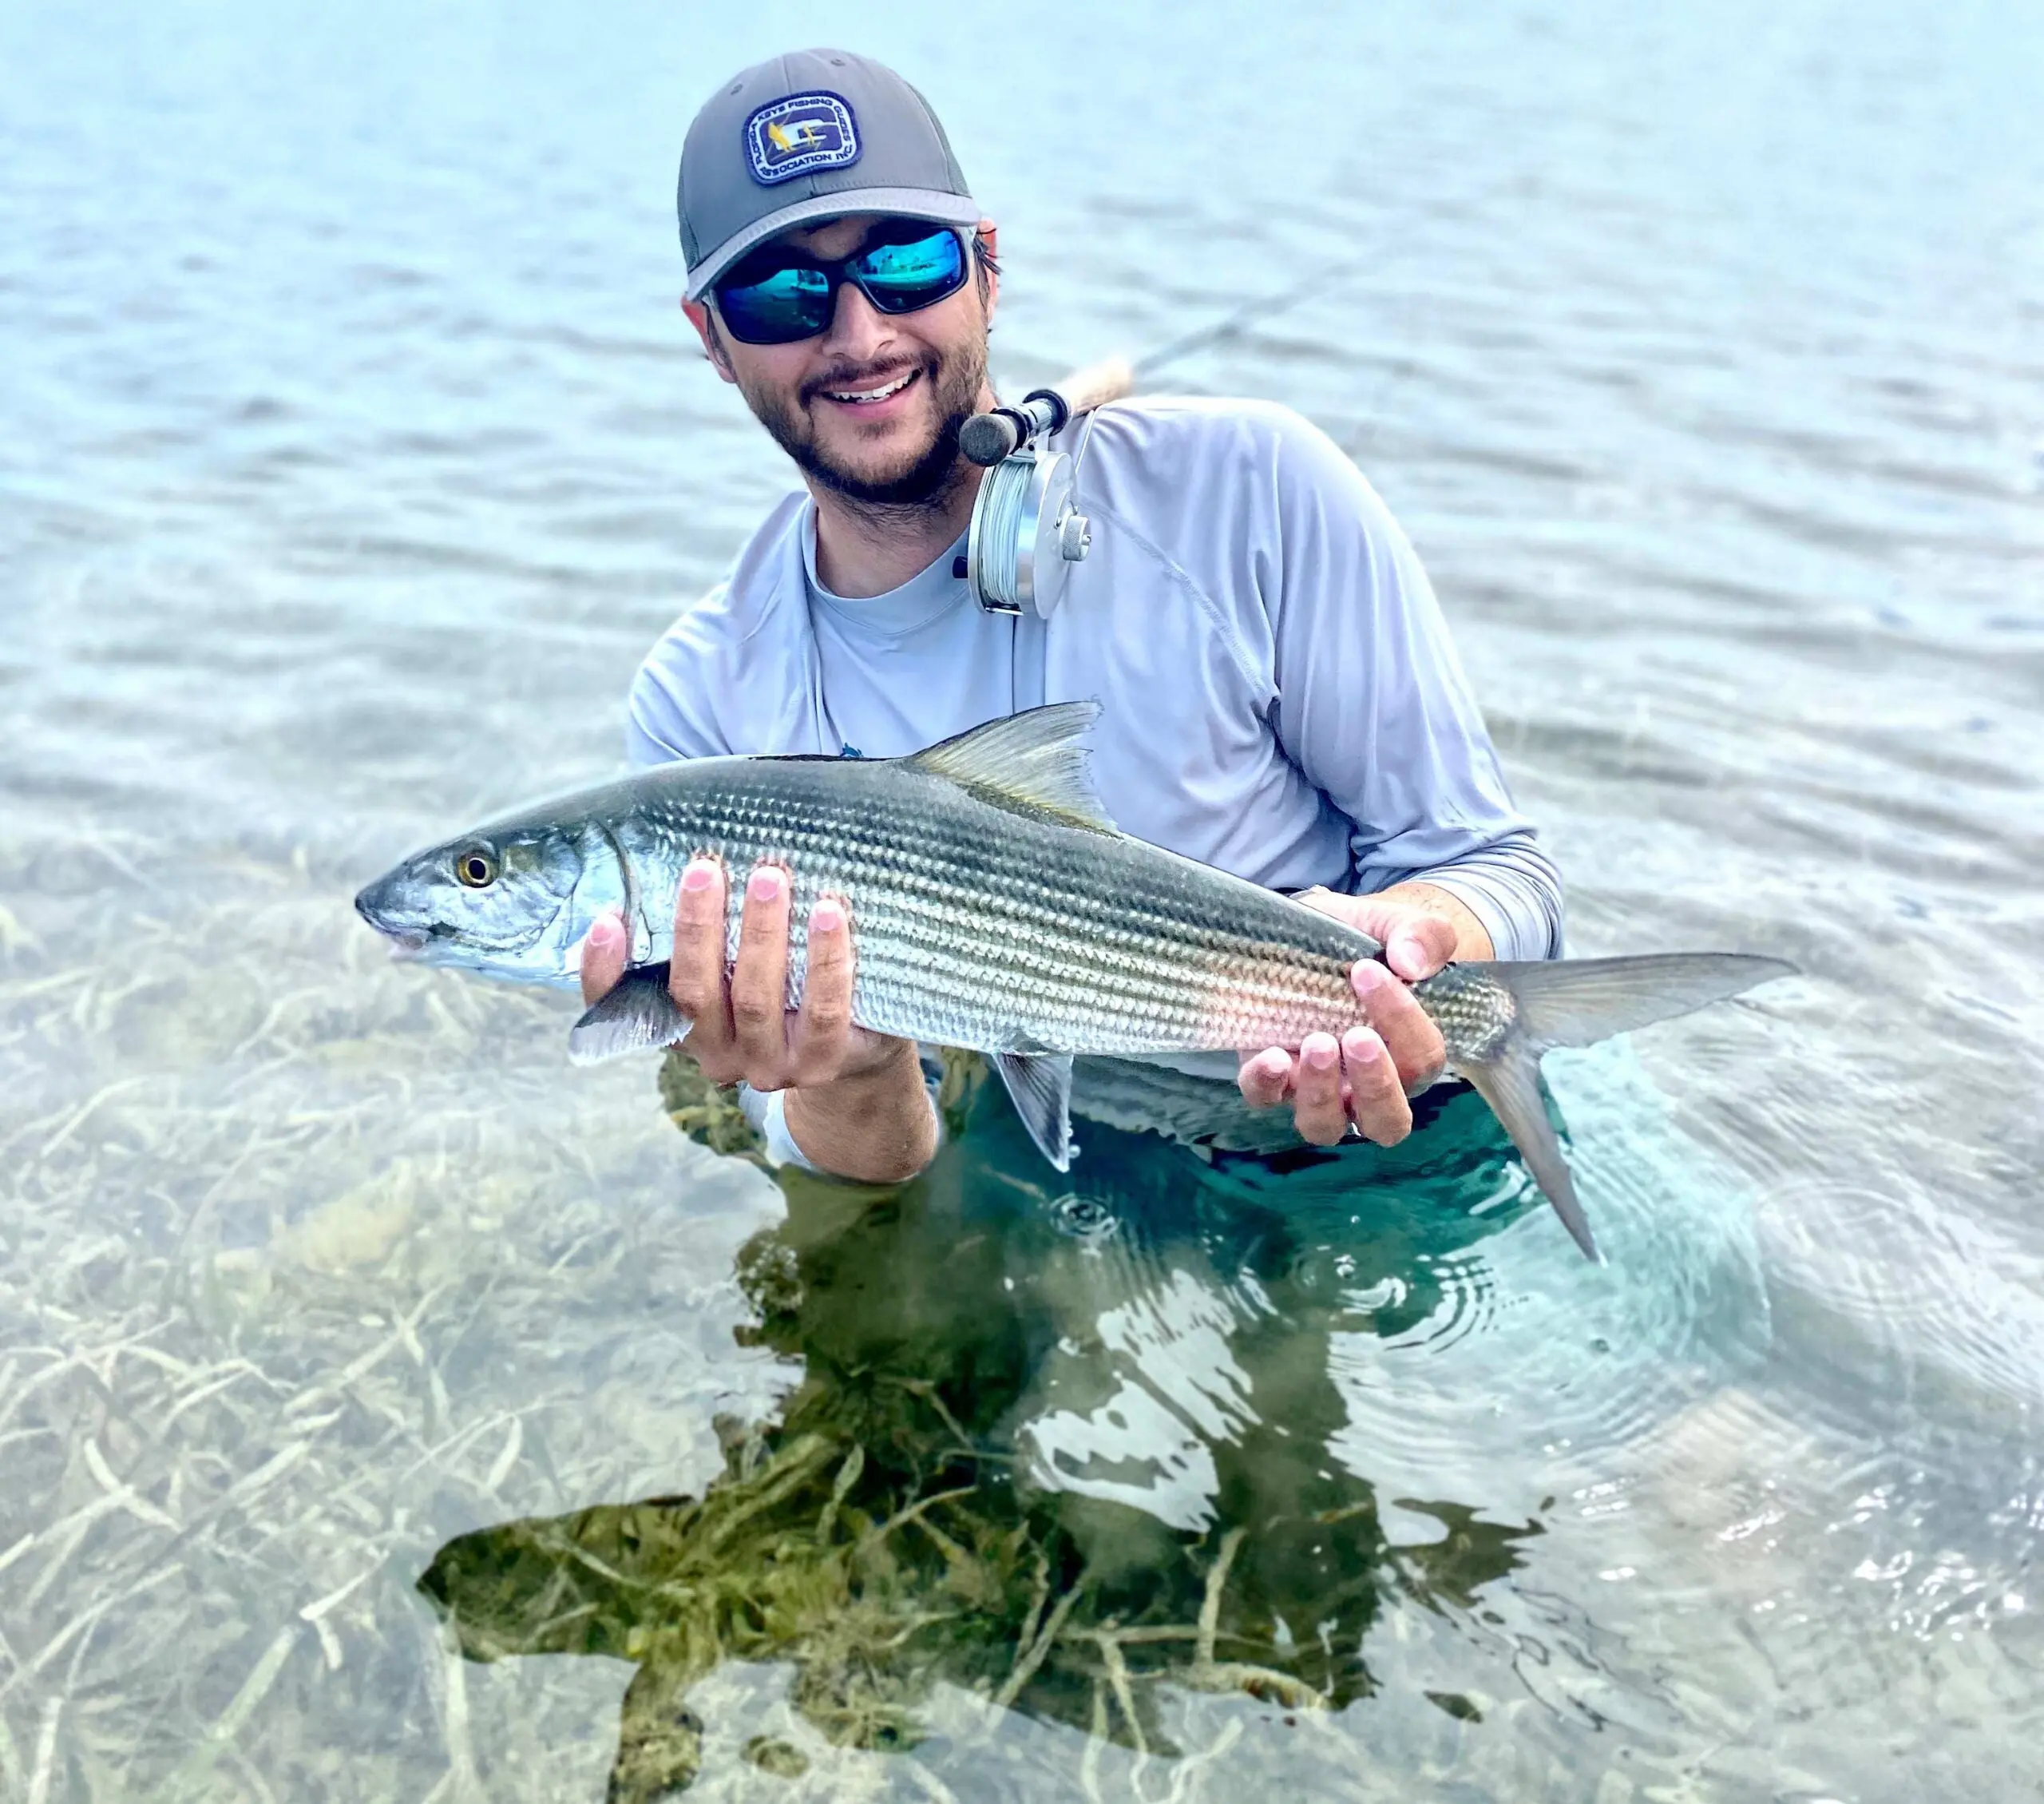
800;504;972;639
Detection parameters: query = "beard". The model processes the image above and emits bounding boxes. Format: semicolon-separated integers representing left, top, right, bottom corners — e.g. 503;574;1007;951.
735;331;988;510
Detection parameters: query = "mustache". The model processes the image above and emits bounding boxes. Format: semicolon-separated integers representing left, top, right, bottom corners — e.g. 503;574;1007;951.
799;355;929;405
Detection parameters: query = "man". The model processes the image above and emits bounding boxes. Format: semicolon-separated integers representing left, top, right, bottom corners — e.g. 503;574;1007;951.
581;50;1562;1182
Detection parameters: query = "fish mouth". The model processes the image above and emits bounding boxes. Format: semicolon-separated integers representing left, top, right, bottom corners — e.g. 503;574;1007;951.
351;876;569;968
354;884;432;958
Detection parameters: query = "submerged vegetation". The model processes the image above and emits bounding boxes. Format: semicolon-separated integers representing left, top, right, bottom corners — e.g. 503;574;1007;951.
422;1054;1541;1798
0;861;1553;1798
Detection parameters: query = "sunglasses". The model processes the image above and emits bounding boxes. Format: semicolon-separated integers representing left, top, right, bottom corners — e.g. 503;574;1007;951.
711;222;970;347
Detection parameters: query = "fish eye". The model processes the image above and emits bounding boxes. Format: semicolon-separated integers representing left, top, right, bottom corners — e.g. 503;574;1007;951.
454;848;498;889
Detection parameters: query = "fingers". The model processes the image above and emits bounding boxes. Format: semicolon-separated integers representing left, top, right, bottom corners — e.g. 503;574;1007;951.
667;858;736;1075
665;861;876;1093
728;865;792;1080
1290;1033;1349;1144
1292;888;1458;981
579;911;628;1005
1340;1025;1411;1145
1351;958;1446;1096
788;894;855;1085
1236;1027;1415;1148
1380;911;1456;982
1237;1048;1292;1110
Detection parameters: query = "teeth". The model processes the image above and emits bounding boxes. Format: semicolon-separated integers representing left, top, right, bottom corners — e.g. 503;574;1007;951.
828;371;913;403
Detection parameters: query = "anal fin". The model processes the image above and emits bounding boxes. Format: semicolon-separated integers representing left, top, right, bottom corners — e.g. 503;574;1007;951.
568;963;693;1065
993;1052;1077;1172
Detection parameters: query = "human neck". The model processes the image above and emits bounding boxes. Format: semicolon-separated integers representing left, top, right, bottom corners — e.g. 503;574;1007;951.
806;467;982;598
807;382;997;598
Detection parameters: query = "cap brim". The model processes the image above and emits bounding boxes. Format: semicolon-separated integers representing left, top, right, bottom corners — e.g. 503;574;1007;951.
683;187;982;299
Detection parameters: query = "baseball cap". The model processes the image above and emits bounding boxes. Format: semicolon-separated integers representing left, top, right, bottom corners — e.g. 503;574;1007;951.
678;50;980;302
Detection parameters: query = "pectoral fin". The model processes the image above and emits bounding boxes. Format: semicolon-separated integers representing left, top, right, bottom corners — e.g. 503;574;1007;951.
993;1051;1077;1171
568;963;693;1065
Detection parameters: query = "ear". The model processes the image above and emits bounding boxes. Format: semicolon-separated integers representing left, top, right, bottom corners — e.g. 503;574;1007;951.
975;219;999;325
681;299;737;383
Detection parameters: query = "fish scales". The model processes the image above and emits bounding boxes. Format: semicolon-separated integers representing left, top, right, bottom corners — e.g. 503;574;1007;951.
715;760;1357;1055
357;702;1794;1260
608;756;1368;1057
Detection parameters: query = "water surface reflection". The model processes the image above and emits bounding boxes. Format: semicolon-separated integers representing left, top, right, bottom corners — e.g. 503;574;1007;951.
423;1061;1541;1794
6;0;2041;1790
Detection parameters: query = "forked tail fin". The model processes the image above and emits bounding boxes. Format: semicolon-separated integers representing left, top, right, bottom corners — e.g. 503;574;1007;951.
1456;954;1796;1262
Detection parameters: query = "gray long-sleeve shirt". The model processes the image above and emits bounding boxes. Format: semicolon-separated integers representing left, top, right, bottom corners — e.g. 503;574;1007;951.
627;395;1561;961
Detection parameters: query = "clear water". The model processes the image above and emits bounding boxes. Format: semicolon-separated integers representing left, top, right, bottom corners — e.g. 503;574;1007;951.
3;0;2042;1797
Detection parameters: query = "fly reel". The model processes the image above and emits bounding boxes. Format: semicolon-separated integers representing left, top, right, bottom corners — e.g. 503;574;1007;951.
961;357;1132;618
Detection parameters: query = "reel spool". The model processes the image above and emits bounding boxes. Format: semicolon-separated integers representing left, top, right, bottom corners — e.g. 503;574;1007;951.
965;449;1087;616
961;357;1133;618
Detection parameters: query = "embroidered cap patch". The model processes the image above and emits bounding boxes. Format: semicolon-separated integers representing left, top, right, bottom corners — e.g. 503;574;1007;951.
744;93;861;184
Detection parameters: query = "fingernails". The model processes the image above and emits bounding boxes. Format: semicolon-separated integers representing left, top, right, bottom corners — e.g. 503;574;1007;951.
587;914;620;950
810;897;844;934
681;860;717;894
747;866;783;905
1394;931;1431;973
1345;1029;1383;1065
1305;1037;1338;1072
1351;958;1391;994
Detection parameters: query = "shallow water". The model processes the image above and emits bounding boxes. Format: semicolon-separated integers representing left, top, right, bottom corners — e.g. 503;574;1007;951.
3;0;2042;1797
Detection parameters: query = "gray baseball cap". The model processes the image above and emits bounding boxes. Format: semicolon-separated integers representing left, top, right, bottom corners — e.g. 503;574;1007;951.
678;50;980;301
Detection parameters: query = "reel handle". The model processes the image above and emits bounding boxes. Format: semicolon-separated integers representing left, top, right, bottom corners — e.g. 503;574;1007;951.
960;355;1136;466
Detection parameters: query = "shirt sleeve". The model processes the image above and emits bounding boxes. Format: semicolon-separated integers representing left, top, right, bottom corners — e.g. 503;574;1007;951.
624;582;739;768
1357;830;1565;964
738;1087;818;1170
1258;410;1564;961
738;1065;948;1173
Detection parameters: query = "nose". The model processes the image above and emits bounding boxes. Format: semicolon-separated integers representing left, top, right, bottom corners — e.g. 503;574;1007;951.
818;277;897;366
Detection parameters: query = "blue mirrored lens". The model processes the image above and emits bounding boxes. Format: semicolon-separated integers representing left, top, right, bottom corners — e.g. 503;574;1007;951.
715;264;833;344
713;228;968;344
851;230;966;311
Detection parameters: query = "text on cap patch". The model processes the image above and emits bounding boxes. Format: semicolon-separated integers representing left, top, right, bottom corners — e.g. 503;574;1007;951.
744;93;861;184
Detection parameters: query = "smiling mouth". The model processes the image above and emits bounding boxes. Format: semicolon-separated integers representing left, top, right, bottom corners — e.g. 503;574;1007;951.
820;368;919;406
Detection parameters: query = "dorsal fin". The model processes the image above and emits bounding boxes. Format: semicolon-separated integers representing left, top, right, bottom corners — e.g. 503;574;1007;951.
905;702;1117;835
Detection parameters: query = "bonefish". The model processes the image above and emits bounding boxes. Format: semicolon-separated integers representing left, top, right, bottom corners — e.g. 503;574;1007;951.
355;703;1792;1259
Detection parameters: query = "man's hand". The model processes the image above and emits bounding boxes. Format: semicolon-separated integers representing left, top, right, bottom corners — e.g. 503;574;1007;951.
579;858;935;1182
1237;884;1493;1148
